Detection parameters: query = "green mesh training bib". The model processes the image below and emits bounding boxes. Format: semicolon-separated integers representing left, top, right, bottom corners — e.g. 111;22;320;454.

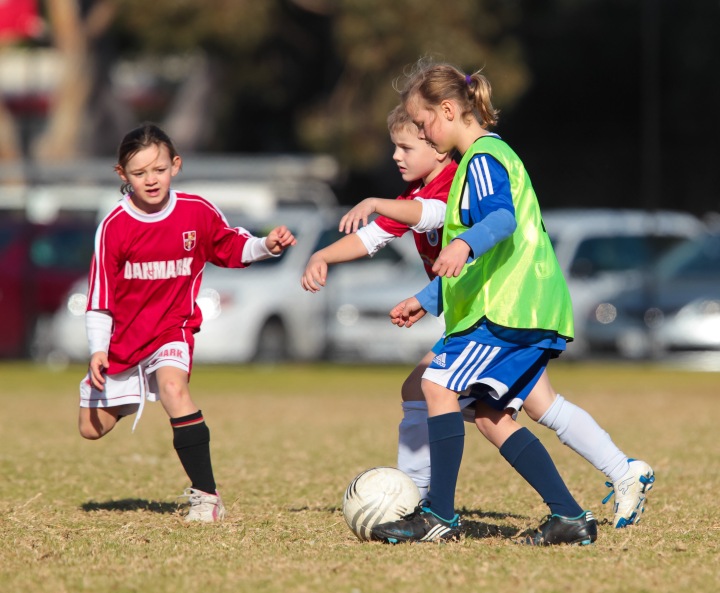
442;136;574;339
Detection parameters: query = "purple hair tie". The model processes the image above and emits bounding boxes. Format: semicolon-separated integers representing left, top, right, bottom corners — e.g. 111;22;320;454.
465;74;472;86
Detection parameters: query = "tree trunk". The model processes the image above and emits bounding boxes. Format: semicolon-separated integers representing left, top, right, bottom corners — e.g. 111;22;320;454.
31;0;91;161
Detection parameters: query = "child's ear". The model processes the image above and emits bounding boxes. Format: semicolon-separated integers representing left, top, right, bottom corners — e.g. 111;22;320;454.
114;164;127;182
171;155;182;176
440;99;455;121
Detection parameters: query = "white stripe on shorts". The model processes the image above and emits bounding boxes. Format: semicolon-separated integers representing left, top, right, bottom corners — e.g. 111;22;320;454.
425;341;501;393
453;343;500;391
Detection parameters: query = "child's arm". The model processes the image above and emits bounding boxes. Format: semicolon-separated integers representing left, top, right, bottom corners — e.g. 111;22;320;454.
242;226;297;263
389;296;426;328
301;233;369;293
339;197;421;233
264;225;297;254
339;197;446;234
389;276;442;328
86;309;112;390
431;209;516;278
432;153;517;278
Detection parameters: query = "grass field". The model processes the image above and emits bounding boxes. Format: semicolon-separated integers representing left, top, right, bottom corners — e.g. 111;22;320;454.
1;360;718;593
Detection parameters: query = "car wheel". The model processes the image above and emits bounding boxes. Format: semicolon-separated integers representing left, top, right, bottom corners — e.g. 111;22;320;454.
254;317;289;362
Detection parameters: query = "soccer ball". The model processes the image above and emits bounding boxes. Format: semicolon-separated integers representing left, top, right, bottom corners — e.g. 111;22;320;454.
342;466;421;541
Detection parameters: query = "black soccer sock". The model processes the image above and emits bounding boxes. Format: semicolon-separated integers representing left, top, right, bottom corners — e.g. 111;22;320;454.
171;410;217;494
427;412;465;521
499;427;583;518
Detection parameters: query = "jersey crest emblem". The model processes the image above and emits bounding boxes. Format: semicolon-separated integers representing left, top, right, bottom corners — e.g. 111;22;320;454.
183;231;197;251
426;229;439;246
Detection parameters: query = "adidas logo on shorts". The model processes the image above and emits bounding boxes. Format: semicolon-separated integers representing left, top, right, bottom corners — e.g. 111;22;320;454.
432;352;447;368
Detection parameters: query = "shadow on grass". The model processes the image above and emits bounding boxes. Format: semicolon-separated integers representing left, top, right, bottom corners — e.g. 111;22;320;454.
81;499;178;514
288;505;525;540
458;507;526;540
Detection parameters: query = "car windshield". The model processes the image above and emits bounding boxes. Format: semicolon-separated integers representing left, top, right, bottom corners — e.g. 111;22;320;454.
569;235;689;277
655;233;720;280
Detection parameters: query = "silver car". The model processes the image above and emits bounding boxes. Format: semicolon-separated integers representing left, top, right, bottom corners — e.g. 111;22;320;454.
542;208;706;357
584;232;720;358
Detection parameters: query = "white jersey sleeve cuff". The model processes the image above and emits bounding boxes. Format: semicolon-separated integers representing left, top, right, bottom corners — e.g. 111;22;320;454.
242;236;279;263
410;198;446;233
355;222;396;256
86;310;112;355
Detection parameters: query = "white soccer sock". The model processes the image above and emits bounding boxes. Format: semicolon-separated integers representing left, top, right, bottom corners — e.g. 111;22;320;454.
538;394;630;483
398;400;431;499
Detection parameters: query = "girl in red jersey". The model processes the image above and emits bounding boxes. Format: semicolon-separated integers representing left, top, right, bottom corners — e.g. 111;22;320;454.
79;123;296;522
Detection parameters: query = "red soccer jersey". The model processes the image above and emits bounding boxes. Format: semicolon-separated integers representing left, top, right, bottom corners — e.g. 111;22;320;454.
374;161;458;279
87;191;252;374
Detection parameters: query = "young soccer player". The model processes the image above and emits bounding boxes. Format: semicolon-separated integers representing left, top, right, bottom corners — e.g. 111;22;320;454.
372;60;652;545
305;106;654;535
301;103;460;497
78;122;296;522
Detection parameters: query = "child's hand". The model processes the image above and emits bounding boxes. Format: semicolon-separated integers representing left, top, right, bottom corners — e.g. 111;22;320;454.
265;226;297;255
432;239;471;277
301;253;328;293
89;351;109;391
389;296;426;328
338;198;378;234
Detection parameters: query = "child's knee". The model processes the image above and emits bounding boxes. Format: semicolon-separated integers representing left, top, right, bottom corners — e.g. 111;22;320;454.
78;410;115;439
78;422;105;440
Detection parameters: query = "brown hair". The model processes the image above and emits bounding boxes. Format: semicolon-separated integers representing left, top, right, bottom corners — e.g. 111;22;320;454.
386;103;417;135
116;122;179;195
396;58;499;128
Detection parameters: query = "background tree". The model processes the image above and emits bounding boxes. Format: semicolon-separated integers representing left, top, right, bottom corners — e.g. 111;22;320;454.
32;0;118;161
2;0;718;213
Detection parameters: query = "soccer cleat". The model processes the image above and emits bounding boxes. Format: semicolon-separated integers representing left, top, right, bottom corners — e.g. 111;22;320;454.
603;458;655;528
180;488;226;523
520;511;597;546
371;504;461;544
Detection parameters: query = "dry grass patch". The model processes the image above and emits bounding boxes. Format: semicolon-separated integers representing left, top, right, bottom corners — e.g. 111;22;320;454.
0;361;718;593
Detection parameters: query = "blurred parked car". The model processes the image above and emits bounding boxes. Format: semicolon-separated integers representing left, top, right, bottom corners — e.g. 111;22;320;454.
542;209;705;357
0;212;96;358
583;232;720;358
324;234;439;363
46;206;437;364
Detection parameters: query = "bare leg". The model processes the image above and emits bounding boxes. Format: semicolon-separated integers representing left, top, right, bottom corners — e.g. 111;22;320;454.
401;351;432;402
78;406;120;439
155;366;198;418
521;370;557;421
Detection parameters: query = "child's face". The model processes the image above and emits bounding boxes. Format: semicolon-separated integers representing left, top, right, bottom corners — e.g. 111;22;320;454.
406;96;452;155
390;125;444;184
116;143;181;214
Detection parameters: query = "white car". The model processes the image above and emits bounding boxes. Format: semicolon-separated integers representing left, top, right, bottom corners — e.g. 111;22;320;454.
324;234;441;363
46;206;438;364
542;208;706;357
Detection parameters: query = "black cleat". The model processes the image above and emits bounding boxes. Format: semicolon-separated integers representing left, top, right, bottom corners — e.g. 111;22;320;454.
520;511;597;546
371;504;461;544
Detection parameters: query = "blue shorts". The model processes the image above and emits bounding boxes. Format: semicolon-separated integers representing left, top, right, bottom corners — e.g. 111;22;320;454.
423;333;551;412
